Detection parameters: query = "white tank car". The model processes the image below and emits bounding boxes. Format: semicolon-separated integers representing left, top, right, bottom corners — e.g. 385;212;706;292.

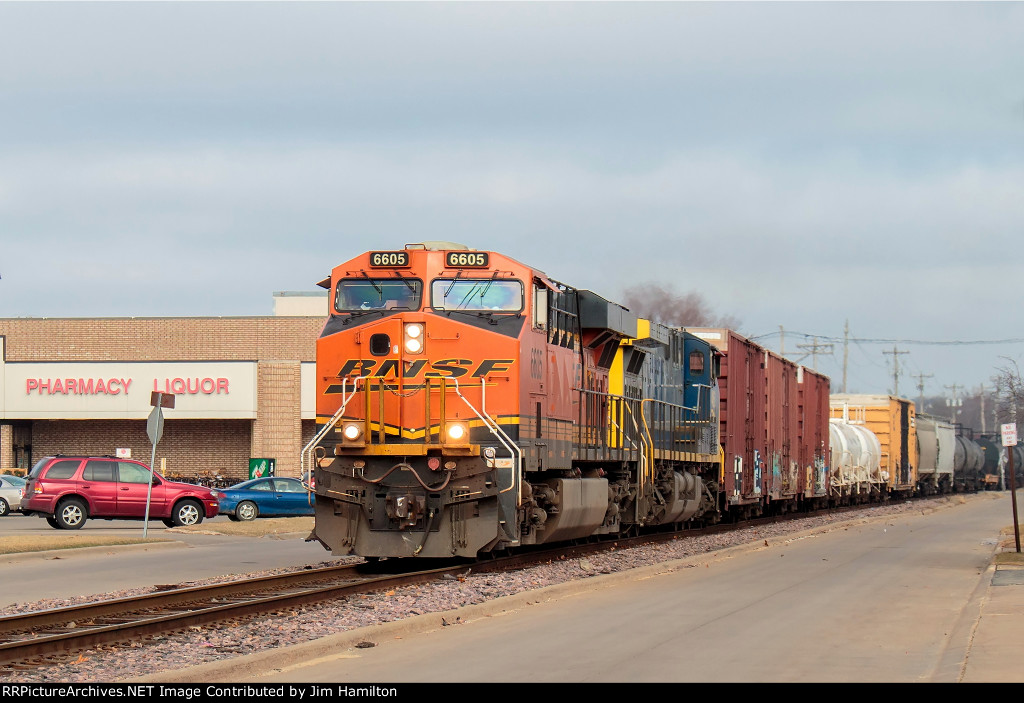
828;418;883;498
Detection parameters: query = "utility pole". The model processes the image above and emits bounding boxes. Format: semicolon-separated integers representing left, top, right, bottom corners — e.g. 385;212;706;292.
842;319;849;393
882;346;909;396
945;383;963;424
913;372;933;414
796;336;834;371
978;384;989;434
779;325;785;358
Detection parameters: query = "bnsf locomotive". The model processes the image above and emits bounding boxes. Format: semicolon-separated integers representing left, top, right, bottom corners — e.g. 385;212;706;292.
303;243;987;561
304;243;722;558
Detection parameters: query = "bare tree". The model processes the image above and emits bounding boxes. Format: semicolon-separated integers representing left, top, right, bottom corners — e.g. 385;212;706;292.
621;283;740;329
991;356;1024;426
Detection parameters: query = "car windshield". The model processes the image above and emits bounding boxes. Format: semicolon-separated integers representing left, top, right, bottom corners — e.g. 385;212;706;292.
431;279;523;312
335;278;422;312
2;475;25;486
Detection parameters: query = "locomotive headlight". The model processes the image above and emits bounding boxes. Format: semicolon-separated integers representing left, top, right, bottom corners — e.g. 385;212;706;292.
446;423;467;441
342;423;363;441
404;323;425;354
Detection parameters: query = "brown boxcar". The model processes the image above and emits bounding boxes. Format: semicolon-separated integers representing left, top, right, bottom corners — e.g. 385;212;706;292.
691;328;830;517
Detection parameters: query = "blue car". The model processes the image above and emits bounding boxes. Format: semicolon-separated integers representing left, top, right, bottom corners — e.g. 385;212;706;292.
218;477;314;521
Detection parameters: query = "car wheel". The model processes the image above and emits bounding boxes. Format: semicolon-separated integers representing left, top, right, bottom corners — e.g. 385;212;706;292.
236;501;258;521
227;514;241;522
55;498;87;530
0;499;8;517
171;500;203;527
45;515;59;528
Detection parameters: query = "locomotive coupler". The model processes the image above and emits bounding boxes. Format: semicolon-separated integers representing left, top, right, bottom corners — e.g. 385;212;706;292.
385;493;426;530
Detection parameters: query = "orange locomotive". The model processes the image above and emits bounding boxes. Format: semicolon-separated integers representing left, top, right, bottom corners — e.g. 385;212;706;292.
304;242;721;558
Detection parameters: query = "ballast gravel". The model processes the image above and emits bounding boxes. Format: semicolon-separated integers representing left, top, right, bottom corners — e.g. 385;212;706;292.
0;497;965;683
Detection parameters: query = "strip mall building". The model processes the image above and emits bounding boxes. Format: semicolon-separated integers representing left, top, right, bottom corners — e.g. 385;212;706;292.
0;293;326;482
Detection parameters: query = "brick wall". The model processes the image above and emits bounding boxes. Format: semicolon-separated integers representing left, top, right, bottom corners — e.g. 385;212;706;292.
253;361;302;476
0;424;11;469
30;418;253;482
0;316;326;480
0;317;323;361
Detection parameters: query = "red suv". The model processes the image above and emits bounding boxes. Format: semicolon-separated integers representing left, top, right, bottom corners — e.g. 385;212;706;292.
22;456;221;530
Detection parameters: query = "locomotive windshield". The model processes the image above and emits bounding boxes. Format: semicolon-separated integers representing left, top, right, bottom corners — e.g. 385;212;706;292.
335;278;423;312
430;279;523;312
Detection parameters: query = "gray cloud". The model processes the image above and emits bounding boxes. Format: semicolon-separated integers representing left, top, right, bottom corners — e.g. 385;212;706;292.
1;1;1022;396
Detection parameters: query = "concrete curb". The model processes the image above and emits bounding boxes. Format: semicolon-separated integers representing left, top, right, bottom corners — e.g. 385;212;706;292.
127;498;974;683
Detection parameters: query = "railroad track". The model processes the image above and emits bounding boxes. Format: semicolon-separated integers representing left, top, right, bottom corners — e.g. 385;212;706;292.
0;499;938;674
0;562;467;672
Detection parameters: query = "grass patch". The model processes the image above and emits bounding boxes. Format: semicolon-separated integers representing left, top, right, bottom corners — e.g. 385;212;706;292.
170;516;314;538
0;535;170;555
995;551;1024;566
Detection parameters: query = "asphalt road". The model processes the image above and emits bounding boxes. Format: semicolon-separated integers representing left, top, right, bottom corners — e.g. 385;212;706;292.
0;513;334;606
231;493;1008;683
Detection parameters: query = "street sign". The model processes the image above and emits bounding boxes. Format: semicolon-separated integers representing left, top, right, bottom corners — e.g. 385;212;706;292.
1002;423;1018;448
150;391;175;408
147;406;165;445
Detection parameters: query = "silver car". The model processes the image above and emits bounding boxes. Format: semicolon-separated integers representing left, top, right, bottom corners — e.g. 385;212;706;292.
0;474;25;516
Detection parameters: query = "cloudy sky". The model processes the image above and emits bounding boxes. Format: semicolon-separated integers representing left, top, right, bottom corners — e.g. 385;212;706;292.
1;2;1022;400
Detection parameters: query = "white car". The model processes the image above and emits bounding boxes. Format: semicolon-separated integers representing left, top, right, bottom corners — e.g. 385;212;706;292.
0;474;25;516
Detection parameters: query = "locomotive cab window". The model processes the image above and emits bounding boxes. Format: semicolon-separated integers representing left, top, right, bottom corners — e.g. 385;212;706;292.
335;278;422;313
689;350;706;375
533;285;548;330
430;279;523;312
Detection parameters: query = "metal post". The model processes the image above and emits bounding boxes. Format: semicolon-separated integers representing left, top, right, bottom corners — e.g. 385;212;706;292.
143;392;166;539
143;432;158;539
1010;447;1020;553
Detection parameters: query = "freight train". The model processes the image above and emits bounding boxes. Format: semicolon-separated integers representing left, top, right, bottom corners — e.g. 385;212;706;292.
302;243;1000;561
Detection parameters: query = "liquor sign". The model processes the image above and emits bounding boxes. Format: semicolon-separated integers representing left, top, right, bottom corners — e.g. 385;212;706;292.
1;361;258;419
1002;423;1018;447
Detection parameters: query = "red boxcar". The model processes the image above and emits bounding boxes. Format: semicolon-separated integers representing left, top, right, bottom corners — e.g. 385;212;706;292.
690;328;830;517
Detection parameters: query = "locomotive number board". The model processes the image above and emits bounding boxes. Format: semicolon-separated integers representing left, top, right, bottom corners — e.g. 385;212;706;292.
369;251;411;267
445;252;489;268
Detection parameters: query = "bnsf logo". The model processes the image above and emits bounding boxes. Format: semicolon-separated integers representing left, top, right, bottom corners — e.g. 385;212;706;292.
336;358;514;378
